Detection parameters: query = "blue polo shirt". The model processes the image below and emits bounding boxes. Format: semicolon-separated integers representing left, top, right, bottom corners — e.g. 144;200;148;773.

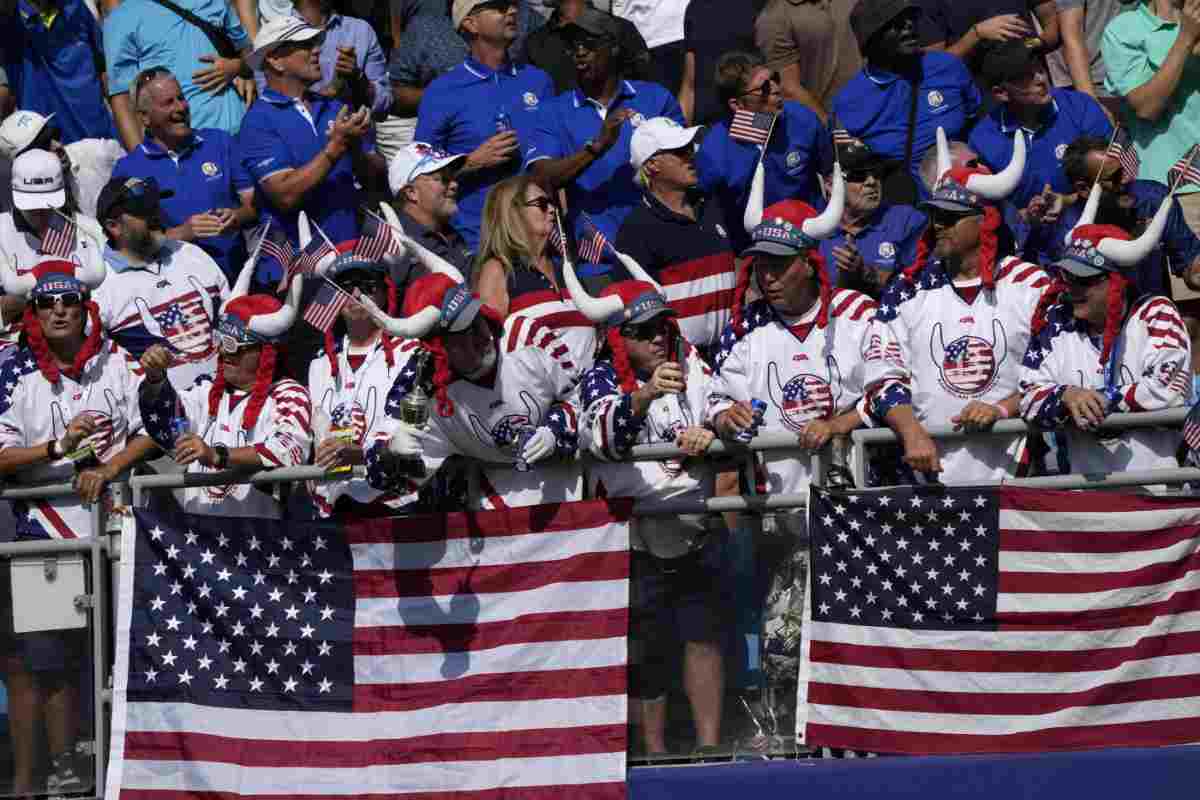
523;80;685;262
817;203;928;285
112;128;250;282
415;58;554;250
3;0;115;143
832;52;981;198
1029;179;1200;297
238;89;369;277
968;89;1112;209
696;100;831;253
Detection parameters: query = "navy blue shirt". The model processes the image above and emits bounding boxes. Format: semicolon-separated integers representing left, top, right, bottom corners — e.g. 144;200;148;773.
415;58;554;250
696;100;831;253
238;89;369;275
1030;180;1200;297
833;52;982;198
817;204;928;284
969;89;1112;209
112;128;251;282
524;80;685;263
3;0;115;143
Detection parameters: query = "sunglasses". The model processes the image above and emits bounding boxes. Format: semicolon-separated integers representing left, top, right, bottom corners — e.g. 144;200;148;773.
217;334;259;356
740;72;780;100
570;35;615;54
1060;270;1109;288
620;319;670;341
33;293;83;310
929;209;982;228
337;276;383;294
523;196;557;212
843;168;883;183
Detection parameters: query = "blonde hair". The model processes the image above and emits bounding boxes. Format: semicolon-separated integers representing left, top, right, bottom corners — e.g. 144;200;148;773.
474;175;544;283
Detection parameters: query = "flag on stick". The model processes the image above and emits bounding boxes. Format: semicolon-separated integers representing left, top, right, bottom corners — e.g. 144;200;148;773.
354;213;401;262
302;278;354;331
1168;144;1200;191
1106;127;1140;182
40;211;76;258
730;110;776;146
578;218;609;265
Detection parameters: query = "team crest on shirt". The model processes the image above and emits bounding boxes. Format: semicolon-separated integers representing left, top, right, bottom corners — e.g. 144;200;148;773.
930;320;1007;398
766;359;841;432
1055;143;1068;160
715;223;727;238
523;92;539;108
786;151;801;169
878;241;896;260
202;161;220;177
927;90;945;108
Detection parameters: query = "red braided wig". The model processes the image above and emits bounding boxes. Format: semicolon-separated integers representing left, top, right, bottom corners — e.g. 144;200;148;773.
976;206;1002;290
901;228;934;282
1099;274;1129;367
207;344;280;431
732;251;832;329
1031;278;1067;337
23;300;104;384
730;255;754;331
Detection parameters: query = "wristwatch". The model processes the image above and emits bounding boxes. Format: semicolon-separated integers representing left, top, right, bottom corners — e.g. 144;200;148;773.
213;444;230;469
583;139;602;157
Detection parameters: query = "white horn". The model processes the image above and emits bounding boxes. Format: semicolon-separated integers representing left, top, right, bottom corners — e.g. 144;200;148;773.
801;163;844;241
247;275;303;339
1095;194;1173;268
378;203;464;284
562;252;622;324
298;211;313;250
1;260;36;298
611;249;664;294
936;127;952;183
356;294;441;339
1064;183;1102;245
743;161;765;233
75;256;106;291
965;130;1026;200
307;217;340;277
224;221;270;313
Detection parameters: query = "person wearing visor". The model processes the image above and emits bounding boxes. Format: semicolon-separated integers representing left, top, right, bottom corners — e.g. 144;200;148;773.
616;116;736;353
525;7;685;264
92;176;231;389
0;149;106;342
239;17;383;266
815;136;926;296
138;261;311;517
1023;191;1191;474
864;129;1051;483
566;244;725;758
0;109;125;219
385;142;472;287
0;256;154;797
307;250;415;518
359;267;583;510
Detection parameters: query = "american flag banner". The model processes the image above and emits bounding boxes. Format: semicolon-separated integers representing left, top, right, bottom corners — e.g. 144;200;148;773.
40;212;77;258
801;485;1200;755
1168;144;1200;191
730;110;776;146
107;502;631;799
303;280;354;332
354;214;402;263
1106;127;1140;182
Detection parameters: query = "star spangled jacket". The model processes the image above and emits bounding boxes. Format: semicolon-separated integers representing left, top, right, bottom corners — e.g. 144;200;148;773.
0;340;144;540
141;375;313;518
366;316;582;510
704;289;877;497
93;241;230;389
307;333;415;516
864;255;1050;482
1019;295;1192;473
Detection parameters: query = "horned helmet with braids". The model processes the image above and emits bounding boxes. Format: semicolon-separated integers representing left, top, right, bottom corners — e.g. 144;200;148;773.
1;256;107;384
210;241;303;432
905;127;1028;288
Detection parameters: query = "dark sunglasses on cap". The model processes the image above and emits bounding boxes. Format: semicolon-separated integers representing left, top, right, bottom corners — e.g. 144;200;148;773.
33;292;83;311
620;318;670;341
740;72;781;100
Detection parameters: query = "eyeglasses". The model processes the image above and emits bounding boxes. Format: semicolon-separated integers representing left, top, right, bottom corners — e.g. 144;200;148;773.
33;293;83;311
929;208;982;228
337;276;383;294
1060;270;1109;288
570;35;615;55
620;319;670;341
217;334;259;356
523;196;557;212
739;72;780;100
843;168;883;183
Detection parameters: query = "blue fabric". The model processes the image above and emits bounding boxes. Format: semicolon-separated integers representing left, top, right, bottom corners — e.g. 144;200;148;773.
524;80;685;254
696;101;832;253
817;204;928;284
103;0;250;135
112;129;250;282
416;58;554;249
832;52;982;199
968;89;1112;209
1029;180;1200;297
238;89;369;271
3;0;115;143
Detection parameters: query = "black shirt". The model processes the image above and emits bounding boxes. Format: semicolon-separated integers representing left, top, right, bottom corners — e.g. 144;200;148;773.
390;208;475;287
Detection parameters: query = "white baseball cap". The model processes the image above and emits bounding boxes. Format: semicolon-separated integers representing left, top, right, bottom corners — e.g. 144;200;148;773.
12;149;66;211
0;110;54;161
388;143;466;196
630;117;702;173
247;17;324;71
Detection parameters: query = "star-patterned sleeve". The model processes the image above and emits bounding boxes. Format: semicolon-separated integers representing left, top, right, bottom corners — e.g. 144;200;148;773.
704;333;751;428
1018;313;1074;430
256;380;313;468
0;353;36;451
1107;298;1192;414
140;377;185;451
863;287;915;421
581;361;645;461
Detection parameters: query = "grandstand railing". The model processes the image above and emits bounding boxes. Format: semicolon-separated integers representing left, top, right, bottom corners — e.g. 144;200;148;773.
0;408;1195;795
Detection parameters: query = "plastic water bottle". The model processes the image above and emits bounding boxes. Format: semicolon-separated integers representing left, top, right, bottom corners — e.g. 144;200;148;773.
736;399;767;444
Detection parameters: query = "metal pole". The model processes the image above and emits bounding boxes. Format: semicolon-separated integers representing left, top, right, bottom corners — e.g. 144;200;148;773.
90;504;108;796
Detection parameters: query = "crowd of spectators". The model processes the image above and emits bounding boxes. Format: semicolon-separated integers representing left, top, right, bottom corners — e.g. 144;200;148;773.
4;0;1200;789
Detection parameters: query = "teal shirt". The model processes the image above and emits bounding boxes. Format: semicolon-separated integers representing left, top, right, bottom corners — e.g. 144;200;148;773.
1102;2;1200;194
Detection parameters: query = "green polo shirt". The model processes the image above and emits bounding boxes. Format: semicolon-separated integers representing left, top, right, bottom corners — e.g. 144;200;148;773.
1102;2;1200;194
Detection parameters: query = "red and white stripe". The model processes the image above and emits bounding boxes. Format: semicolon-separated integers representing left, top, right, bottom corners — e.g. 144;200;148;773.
658;255;736;348
804;488;1200;755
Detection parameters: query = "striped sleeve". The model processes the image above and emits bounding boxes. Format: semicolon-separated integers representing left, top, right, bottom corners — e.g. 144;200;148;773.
1108;298;1192;414
256;380;313;467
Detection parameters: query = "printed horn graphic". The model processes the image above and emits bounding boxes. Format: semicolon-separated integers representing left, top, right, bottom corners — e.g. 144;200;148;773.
468;413;498;448
363;386;379;434
930;322;947;368
186;275;213;324
519;391;542;428
991;318;1008;370
50;402;69;439
825;354;844;408
767;360;786;412
134;298;167;339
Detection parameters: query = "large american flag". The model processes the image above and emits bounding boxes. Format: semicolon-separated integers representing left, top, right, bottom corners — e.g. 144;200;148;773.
1106;127;1140;183
1168;144;1200;191
803;485;1200;754
107;503;631;799
730;110;776;146
40;212;76;258
302;280;354;332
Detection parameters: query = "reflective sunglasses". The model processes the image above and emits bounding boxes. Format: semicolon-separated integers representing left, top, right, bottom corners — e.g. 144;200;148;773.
740;72;781;100
620;318;670;341
33;293;83;311
523;196;557;212
217;334;259;355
